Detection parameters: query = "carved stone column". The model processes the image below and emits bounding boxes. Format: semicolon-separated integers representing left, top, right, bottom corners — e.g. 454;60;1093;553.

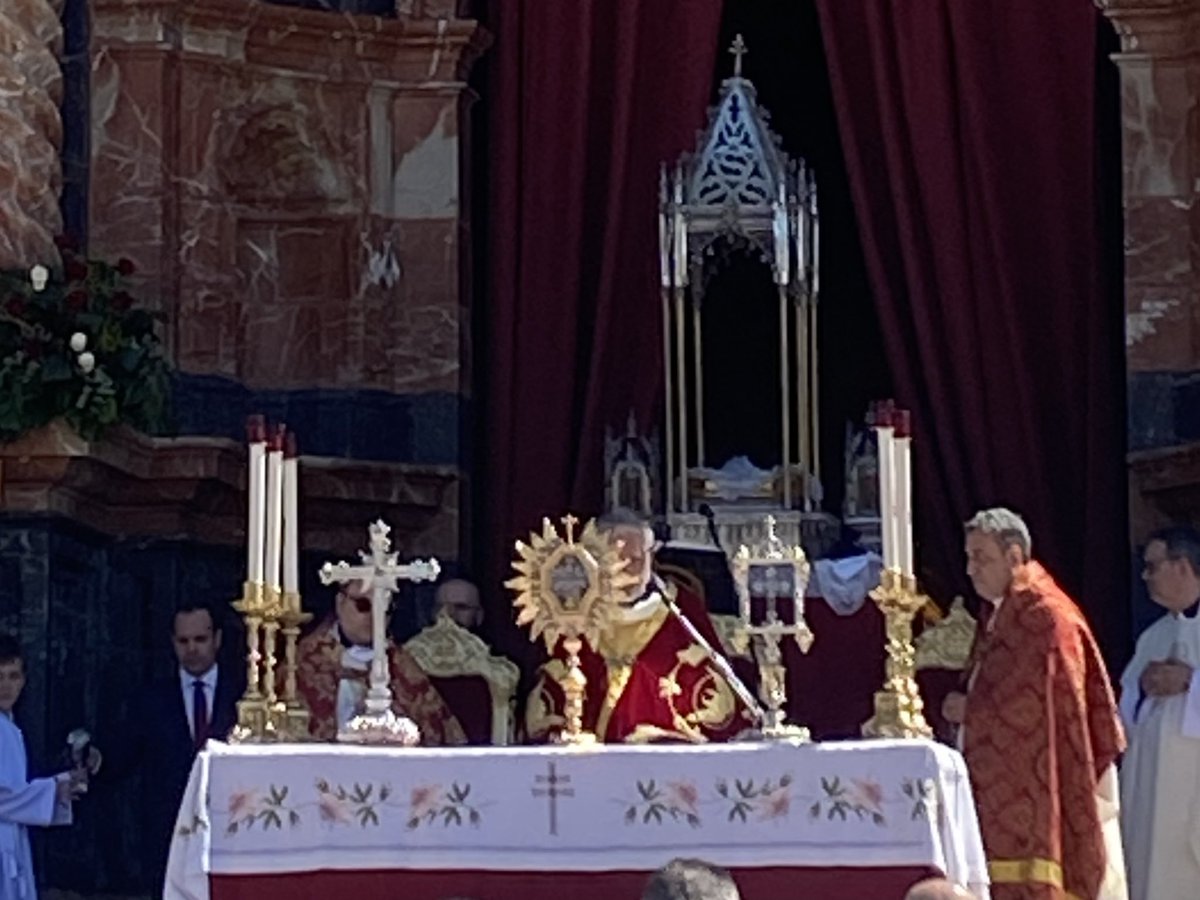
0;0;64;268
1096;0;1200;540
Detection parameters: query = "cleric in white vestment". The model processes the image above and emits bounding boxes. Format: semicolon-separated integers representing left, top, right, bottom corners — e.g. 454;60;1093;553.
1119;526;1200;900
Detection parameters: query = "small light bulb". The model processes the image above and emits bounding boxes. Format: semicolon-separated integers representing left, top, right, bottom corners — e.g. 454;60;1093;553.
30;265;48;292
69;332;87;353
77;352;95;374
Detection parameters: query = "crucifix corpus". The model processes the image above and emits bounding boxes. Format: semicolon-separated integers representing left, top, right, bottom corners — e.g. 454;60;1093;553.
319;519;440;745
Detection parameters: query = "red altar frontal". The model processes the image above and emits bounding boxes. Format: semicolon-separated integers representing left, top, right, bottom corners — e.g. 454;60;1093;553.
167;740;988;900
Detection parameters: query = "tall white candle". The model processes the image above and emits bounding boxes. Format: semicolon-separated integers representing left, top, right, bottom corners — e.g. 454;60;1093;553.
282;433;299;595
895;440;913;577
876;423;896;570
246;415;266;584
264;426;285;591
895;410;914;577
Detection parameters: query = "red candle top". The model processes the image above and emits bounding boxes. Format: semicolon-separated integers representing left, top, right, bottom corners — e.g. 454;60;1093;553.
246;414;266;444
894;409;912;438
284;431;298;459
268;422;287;452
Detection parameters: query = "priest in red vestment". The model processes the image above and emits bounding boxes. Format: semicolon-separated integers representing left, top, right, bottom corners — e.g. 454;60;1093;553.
947;508;1126;900
525;510;756;743
295;579;466;745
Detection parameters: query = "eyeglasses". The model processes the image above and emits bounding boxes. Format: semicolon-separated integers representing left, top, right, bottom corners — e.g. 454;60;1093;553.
1143;557;1170;576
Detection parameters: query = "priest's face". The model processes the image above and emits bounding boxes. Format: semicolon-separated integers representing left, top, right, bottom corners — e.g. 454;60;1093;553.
0;658;25;714
336;581;376;646
173;609;222;677
1143;539;1198;613
435;579;483;630
964;530;1021;603
611;524;654;597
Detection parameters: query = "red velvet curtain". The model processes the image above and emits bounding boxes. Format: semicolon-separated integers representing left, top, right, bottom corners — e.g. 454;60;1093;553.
814;0;1128;655
481;1;724;660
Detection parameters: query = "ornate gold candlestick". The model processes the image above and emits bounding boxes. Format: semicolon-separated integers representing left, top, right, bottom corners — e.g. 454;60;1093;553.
508;515;637;746
231;580;269;742
276;591;313;740
862;568;932;740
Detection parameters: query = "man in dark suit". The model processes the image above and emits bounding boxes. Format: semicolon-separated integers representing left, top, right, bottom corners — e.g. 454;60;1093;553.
100;600;241;893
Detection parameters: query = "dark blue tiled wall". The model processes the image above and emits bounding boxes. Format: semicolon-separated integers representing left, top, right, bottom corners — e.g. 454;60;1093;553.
1128;369;1200;451
166;373;468;467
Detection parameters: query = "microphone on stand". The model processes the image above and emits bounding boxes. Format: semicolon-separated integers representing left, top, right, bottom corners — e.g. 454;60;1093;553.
697;502;723;553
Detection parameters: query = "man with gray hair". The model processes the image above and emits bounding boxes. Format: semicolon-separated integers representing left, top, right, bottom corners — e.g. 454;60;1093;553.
945;507;1126;900
642;858;741;900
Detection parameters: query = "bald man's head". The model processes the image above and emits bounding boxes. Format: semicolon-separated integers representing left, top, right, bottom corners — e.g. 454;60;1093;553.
904;879;973;900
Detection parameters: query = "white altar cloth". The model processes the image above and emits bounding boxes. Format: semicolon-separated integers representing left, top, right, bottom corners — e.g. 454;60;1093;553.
166;738;989;899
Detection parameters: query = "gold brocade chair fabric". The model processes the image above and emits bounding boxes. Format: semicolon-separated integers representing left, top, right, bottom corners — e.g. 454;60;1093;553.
403;615;520;746
914;597;978;744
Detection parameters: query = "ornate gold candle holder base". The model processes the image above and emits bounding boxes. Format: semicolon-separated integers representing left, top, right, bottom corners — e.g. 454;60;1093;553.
552;637;597;746
862;568;933;741
229;582;313;744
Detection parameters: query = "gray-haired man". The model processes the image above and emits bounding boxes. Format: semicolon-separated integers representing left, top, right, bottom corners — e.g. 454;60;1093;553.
946;507;1126;900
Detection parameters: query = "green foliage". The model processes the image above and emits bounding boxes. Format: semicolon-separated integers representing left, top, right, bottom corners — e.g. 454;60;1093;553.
0;243;171;442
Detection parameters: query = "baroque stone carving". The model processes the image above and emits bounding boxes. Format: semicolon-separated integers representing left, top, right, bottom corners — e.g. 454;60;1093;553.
0;0;65;268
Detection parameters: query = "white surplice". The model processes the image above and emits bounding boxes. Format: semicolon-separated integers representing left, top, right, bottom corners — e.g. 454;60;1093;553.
1118;609;1200;900
0;713;71;900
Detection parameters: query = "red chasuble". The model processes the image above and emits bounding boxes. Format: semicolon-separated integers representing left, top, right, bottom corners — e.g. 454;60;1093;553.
295;619;466;745
962;562;1124;900
525;583;755;743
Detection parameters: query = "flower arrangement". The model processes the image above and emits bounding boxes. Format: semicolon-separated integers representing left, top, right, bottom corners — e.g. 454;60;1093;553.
0;239;171;442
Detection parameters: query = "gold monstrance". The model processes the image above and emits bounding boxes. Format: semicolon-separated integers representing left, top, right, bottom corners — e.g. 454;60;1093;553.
507;515;639;745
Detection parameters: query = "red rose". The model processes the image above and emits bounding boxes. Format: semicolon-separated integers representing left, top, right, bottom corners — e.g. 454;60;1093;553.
65;258;89;281
4;296;26;317
53;233;79;253
65;289;88;311
116;257;136;277
111;290;134;312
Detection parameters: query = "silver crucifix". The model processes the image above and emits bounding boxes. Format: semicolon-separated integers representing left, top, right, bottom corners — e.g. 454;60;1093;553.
319;520;440;744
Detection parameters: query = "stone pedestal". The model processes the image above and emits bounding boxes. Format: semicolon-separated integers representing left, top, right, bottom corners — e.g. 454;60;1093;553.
1097;0;1200;541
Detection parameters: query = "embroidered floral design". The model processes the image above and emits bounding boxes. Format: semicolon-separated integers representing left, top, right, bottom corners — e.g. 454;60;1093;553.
901;777;934;821
406;782;480;829
809;776;886;826
623;779;702;827
715;774;793;823
226;785;298;834
314;779;390;828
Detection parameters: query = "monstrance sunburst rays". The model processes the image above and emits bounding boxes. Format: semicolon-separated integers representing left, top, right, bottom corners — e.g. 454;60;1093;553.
506;514;640;743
